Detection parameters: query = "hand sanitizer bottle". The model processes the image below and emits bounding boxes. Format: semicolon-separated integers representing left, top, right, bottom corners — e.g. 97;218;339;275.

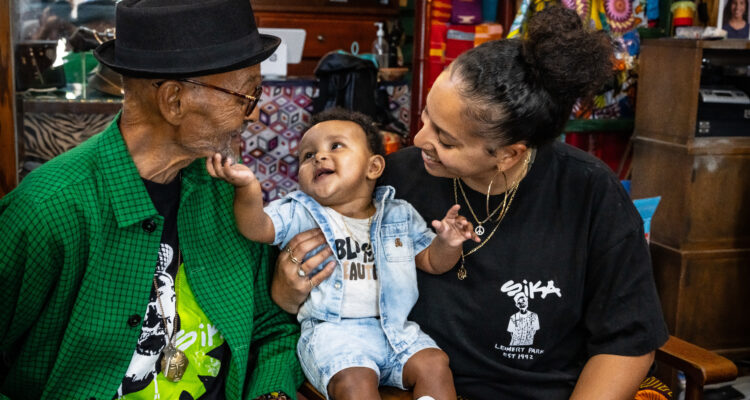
372;22;389;69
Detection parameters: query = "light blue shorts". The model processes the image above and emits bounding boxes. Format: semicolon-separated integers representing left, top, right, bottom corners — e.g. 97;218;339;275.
297;317;439;399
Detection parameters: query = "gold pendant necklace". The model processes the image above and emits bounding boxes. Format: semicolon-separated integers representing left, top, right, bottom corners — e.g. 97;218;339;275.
452;149;534;280
153;250;189;382
456;178;504;236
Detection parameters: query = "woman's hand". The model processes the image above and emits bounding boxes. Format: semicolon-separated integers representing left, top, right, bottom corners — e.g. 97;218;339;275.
271;229;336;314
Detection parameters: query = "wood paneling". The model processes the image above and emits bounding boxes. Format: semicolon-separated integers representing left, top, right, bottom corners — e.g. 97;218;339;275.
633;138;750;250
254;1;399;77
0;0;17;197
632;39;750;359
651;242;750;355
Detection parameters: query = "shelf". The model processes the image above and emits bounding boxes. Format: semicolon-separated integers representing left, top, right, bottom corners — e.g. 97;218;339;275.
642;38;750;50
564;118;634;133
20;85;122;114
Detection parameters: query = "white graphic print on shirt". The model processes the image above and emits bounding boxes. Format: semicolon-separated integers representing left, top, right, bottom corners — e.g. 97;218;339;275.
495;279;562;360
116;243;178;396
325;208;379;318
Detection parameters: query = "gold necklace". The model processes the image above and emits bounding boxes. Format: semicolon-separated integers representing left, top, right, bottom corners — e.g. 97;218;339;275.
339;213;373;246
452;150;533;280
457;177;503;236
153;250;189;382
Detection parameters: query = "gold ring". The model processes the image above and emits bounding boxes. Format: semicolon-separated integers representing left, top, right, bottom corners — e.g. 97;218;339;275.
285;246;300;264
308;278;315;290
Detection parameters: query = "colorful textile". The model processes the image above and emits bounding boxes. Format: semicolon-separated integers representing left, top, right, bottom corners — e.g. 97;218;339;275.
451;0;483;25
474;23;505;46
431;0;453;24
445;25;476;64
635;376;673;399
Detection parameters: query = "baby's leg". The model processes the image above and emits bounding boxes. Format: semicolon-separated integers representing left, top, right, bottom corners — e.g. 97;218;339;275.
402;348;456;400
327;367;380;400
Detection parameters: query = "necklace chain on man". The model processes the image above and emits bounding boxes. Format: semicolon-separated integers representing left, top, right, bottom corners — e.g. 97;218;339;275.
153;250;189;382
452;149;533;280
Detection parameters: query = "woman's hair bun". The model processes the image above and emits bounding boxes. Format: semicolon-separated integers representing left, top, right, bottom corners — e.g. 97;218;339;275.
522;6;614;102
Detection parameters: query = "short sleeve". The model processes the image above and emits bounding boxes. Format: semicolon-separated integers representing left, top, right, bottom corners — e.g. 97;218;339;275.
263;198;298;247
406;202;436;255
583;174;669;357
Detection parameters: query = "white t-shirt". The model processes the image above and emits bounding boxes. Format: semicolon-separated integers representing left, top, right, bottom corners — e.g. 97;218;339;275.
324;207;379;318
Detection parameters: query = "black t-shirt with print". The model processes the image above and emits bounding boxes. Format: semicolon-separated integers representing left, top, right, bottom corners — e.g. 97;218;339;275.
382;144;669;400
116;176;229;399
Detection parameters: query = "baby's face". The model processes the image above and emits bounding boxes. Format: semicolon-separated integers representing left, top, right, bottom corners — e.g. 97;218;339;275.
297;120;376;207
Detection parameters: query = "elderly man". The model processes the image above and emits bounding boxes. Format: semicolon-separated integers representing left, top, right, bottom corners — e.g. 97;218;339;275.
0;0;302;399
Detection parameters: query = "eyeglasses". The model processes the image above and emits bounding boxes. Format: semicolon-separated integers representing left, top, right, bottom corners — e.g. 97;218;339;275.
153;79;262;117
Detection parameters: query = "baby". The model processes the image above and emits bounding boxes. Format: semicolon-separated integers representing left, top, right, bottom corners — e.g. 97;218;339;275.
207;108;478;400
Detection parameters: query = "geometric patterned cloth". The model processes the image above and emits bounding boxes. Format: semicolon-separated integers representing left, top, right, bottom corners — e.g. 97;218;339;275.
20;79;410;203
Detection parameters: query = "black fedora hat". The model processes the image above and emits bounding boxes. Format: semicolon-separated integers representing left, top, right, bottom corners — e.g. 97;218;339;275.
94;0;280;78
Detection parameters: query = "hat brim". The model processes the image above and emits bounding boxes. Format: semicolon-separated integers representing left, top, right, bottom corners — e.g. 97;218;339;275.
93;34;280;79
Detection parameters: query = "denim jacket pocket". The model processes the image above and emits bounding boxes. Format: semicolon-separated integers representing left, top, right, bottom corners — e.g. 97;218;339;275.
381;222;414;262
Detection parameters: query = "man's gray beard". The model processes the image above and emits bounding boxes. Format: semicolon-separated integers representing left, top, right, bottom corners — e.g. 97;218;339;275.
218;144;238;164
217;123;247;164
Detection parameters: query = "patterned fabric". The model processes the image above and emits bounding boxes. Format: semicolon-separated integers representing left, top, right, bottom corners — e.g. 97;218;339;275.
19;81;411;203
0;116;303;399
22;112;115;162
506;0;646;121
635;377;673;400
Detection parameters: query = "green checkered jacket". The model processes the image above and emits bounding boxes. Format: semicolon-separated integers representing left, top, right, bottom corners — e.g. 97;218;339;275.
0;117;303;399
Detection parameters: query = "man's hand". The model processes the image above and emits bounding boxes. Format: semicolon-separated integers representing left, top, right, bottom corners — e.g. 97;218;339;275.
431;204;480;248
206;153;258;187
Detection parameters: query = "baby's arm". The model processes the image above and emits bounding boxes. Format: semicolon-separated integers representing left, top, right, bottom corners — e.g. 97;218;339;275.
206;154;275;243
415;204;479;274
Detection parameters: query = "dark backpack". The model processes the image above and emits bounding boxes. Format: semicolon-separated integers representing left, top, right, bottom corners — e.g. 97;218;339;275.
313;51;379;118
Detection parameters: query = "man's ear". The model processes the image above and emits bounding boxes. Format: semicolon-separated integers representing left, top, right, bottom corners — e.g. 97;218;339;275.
493;143;528;172
155;80;186;126
367;154;386;180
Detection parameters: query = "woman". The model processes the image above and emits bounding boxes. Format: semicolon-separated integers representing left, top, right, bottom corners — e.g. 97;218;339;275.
274;7;668;399
722;0;749;39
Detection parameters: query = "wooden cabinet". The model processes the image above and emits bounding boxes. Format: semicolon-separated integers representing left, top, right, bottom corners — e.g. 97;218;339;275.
253;0;399;76
631;39;750;359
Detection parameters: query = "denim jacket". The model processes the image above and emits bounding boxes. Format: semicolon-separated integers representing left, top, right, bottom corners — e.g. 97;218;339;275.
265;185;436;352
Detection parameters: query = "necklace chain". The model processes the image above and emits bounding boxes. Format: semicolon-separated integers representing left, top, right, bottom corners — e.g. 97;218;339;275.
153;250;180;343
331;207;374;245
453;149;534;280
457;178;504;228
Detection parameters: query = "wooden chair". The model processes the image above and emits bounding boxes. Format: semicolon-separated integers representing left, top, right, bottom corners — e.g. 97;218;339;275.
297;335;738;400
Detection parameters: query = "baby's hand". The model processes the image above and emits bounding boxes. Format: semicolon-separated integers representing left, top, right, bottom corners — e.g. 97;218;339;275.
431;204;481;247
206;153;257;187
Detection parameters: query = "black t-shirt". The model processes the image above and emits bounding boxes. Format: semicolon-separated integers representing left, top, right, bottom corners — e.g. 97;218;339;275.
382;143;669;400
116;176;229;399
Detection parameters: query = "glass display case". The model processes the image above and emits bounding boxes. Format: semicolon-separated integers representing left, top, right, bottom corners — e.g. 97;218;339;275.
1;0;120;196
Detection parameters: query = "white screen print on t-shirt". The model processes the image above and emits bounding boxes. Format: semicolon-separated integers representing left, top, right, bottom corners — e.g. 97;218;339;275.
324;208;379;318
495;279;562;361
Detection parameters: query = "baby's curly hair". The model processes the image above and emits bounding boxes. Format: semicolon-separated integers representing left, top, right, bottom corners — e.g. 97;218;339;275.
450;6;614;148
309;107;385;157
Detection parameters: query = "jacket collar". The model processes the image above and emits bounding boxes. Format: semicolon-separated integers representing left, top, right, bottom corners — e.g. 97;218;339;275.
96;114;158;228
95;115;212;228
287;185;395;209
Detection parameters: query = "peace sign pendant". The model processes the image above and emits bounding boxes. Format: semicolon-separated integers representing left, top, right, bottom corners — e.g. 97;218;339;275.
474;225;485;236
